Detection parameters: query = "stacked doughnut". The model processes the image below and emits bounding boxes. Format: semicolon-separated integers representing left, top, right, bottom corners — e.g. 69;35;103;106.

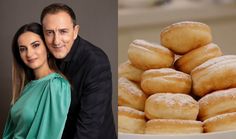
199;88;236;133
118;77;147;134
145;93;202;134
118;21;236;134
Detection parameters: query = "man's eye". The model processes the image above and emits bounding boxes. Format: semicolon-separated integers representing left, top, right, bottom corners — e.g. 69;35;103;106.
60;30;68;34
46;31;53;35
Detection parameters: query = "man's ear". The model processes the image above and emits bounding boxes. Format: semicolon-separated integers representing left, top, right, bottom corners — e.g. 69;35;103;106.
73;25;80;39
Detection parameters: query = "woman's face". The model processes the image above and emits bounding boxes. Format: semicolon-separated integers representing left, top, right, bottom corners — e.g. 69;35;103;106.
18;31;48;70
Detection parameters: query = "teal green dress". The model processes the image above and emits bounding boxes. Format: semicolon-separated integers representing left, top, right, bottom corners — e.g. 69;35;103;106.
3;73;71;139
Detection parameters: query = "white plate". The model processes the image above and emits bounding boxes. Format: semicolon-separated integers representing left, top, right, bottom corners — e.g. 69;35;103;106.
118;130;236;139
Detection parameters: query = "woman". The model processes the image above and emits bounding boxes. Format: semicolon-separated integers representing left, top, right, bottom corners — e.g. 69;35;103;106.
3;23;71;139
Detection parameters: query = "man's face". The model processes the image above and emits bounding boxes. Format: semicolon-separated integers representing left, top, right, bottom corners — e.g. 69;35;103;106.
42;11;79;59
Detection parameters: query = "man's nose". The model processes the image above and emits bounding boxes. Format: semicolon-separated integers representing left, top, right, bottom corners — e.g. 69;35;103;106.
53;33;60;45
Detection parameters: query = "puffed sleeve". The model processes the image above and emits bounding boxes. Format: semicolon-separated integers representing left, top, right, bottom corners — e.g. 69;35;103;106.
26;77;71;139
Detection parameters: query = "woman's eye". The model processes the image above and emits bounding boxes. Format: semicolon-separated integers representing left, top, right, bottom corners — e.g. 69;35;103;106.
19;47;26;52
33;43;40;48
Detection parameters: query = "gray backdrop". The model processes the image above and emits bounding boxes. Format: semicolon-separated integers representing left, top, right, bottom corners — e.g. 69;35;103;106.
0;0;117;136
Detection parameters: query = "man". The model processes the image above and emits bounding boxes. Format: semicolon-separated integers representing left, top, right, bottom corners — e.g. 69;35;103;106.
40;3;117;139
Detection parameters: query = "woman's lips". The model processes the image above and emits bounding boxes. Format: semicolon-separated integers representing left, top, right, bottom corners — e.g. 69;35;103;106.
27;58;37;63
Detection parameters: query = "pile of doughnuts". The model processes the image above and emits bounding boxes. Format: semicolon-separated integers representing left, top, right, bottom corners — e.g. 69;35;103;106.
118;21;236;134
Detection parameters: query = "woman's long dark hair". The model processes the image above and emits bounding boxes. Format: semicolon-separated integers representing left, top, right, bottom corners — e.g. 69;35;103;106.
11;22;60;104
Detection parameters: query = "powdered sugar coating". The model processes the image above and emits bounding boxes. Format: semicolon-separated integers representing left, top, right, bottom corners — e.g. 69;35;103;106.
132;39;171;52
150;93;197;107
199;88;236;106
192;55;236;73
119;77;144;97
161;21;210;35
142;68;191;79
204;112;236;123
147;118;202;125
119;106;145;117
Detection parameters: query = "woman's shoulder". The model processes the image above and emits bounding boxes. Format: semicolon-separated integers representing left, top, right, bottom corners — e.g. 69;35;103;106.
46;73;70;90
46;73;71;99
48;73;70;89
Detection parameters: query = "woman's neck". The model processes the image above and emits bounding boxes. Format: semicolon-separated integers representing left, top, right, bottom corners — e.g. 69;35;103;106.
33;64;54;79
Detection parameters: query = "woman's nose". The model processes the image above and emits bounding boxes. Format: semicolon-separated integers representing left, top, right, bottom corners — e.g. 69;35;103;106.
26;48;34;58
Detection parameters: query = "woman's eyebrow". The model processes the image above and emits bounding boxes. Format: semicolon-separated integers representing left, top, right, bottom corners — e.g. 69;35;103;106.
31;41;40;45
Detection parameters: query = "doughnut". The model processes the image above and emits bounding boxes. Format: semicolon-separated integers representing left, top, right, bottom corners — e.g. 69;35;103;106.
145;93;199;120
118;77;147;111
191;55;236;97
145;119;203;134
160;21;212;54
118;60;144;82
199;88;236;121
141;68;191;95
203;112;236;133
128;39;174;70
175;43;222;74
118;106;146;134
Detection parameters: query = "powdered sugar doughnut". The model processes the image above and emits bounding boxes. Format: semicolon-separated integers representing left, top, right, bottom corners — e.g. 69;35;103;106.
145;119;203;134
128;39;174;70
161;21;212;54
141;68;192;95
118;77;147;111
191;55;236;97
118;106;146;134
118;60;143;82
203;112;236;133
145;93;199;120
199;88;236;121
175;43;222;74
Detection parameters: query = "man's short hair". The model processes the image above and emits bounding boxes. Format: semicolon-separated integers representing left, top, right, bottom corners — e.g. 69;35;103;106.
40;3;77;26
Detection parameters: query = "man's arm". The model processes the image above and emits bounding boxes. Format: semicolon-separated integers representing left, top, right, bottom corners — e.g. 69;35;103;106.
74;54;113;139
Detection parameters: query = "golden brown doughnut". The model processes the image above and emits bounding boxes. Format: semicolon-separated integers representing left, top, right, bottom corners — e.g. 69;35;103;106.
141;68;191;95
203;112;236;133
118;77;147;111
118;106;146;134
199;88;236;121
175;43;222;74
118;60;144;82
145;119;203;134
160;21;212;54
128;39;174;70
145;93;199;120
191;55;236;97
